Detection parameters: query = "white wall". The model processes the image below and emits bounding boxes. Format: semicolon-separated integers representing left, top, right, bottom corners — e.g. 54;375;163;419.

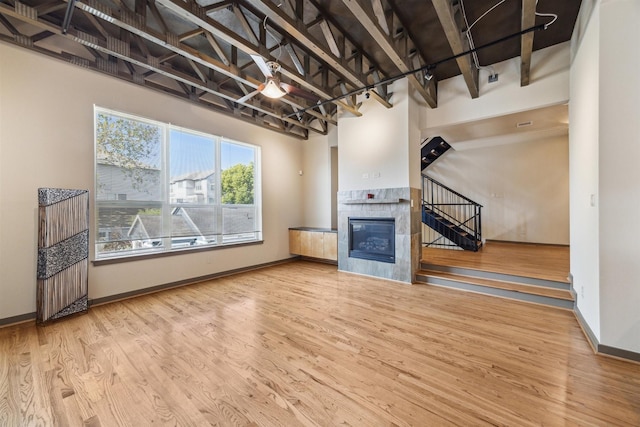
301;130;333;228
597;0;640;353
570;0;640;354
0;42;303;320
338;79;411;191
408;86;428;189
428;135;569;245
569;1;601;339
427;42;571;129
0;41;4;317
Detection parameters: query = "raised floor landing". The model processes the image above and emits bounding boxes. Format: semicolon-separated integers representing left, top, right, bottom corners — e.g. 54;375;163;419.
421;240;570;284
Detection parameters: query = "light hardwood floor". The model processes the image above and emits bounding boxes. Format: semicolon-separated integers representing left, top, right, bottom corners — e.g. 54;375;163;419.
1;261;639;426
422;240;571;283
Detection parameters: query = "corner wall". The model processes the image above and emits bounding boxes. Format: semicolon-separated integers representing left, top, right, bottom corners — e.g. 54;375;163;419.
569;1;601;339
570;0;640;354
301;128;335;228
597;0;640;353
0;42;304;321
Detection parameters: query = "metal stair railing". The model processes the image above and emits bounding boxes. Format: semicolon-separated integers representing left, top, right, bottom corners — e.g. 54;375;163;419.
422;174;483;250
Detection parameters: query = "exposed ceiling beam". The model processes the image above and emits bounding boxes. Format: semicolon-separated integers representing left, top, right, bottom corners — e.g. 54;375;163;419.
202;0;233;14
187;59;207;82
308;0;392;108
178;28;204;42
284;43;304;75
247;0;364;85
31;30;55;43
147;0;168;33
340;0;437;108
520;0;536;86
35;1;67;15
133;33;151;57
73;0;251;85
371;0;389;36
82;9;109;39
7;1;325;136
153;0;360;116
242;0;383;113
69;0;333;126
0;13;20;35
319;19;340;58
204;31;230;66
232;4;259;46
432;0;479;99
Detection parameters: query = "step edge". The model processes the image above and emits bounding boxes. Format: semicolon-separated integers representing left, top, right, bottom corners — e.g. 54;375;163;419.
420;262;570;287
417;279;575;311
417;268;572;291
416;270;575;301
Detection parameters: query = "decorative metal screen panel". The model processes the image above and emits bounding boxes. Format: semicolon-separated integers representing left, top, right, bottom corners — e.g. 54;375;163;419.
37;188;89;324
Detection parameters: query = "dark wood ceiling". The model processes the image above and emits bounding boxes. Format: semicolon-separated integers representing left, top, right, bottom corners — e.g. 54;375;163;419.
0;0;582;138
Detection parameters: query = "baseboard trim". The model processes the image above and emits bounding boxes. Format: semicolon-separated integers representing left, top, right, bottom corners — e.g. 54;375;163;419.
0;311;36;327
0;257;299;327
485;239;570;248
300;256;337;265
574;306;640;364
573;305;599;353
599;345;640;364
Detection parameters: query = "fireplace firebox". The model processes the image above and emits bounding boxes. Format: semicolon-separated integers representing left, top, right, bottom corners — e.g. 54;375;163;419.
348;218;395;263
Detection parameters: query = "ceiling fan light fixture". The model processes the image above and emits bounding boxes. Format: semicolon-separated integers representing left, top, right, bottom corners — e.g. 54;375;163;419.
261;77;287;99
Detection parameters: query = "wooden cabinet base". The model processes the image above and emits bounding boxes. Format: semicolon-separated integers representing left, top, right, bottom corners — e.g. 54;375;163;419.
289;229;337;262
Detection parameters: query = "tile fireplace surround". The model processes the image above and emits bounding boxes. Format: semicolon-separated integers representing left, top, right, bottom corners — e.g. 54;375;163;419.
337;187;422;284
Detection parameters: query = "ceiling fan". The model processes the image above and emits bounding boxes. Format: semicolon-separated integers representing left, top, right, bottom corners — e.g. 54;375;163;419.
237;55;319;104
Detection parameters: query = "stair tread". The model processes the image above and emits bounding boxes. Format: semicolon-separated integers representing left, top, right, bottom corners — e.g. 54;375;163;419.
416;269;574;301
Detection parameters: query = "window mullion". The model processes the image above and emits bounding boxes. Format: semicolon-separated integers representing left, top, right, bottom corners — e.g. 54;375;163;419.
215;136;223;245
161;124;172;250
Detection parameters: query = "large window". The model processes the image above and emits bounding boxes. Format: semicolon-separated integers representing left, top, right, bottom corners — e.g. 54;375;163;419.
95;107;261;259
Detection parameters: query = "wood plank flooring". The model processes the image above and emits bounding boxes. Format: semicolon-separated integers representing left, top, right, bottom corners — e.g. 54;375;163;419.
2;261;639;426
422;240;571;283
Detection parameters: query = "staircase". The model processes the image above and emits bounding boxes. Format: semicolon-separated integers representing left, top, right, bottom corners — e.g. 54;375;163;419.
422;174;483;251
416;263;575;309
417;136;572;309
421;136;451;169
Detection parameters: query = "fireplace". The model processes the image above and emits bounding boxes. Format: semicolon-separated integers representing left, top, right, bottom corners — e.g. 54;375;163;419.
348;218;395;263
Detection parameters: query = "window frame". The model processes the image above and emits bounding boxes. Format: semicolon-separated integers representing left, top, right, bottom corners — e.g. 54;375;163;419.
94;107;262;262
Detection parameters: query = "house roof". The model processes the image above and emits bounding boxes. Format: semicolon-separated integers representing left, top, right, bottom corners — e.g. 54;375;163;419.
170;170;215;184
128;213;201;239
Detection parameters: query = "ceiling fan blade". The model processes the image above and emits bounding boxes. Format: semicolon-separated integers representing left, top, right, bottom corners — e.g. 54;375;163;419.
237;89;260;104
250;54;273;78
280;83;320;102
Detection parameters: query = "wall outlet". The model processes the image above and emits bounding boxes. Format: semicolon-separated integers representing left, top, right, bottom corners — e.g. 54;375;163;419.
373;172;381;179
488;73;499;83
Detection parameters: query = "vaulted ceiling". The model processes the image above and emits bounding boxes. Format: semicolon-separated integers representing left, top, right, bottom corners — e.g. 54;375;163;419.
0;0;582;139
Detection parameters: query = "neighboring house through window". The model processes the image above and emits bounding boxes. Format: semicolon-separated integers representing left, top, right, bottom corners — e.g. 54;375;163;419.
95;107;262;259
